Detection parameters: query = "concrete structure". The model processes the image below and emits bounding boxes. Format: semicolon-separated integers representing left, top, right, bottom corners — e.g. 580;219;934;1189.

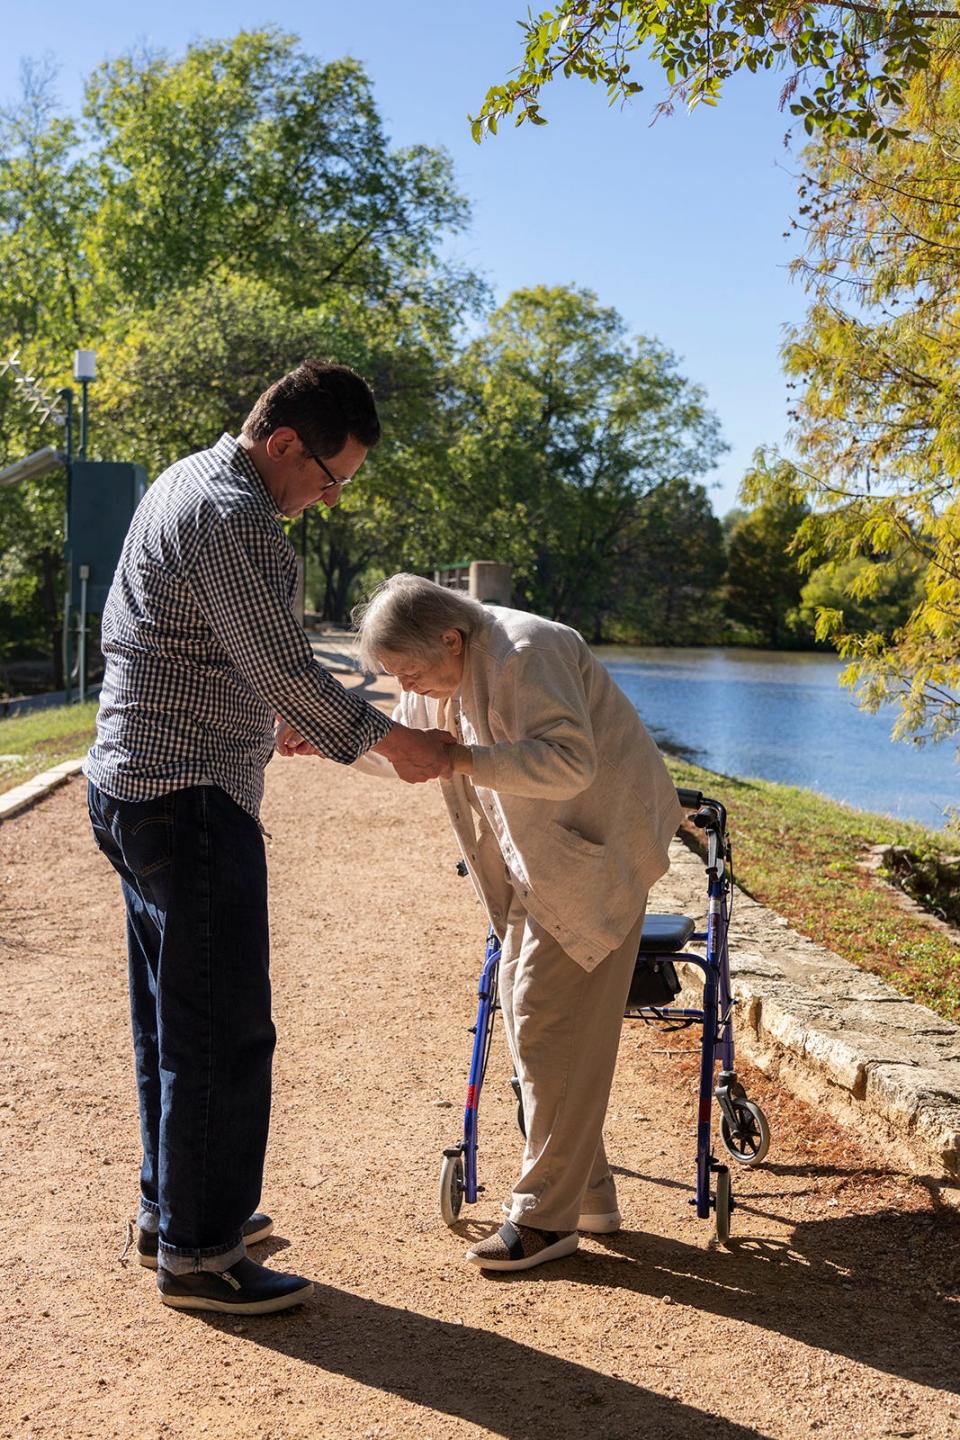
434;561;513;605
0;758;85;823
468;561;512;606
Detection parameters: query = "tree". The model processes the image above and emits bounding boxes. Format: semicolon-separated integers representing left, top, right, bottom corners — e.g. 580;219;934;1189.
447;285;726;640
95;273;470;623
0;31;482;657
796;551;924;638
0;62;93;687
473;3;951;145
83;30;474;314
610;477;727;643
0;32;477;362
0;464;67;689
0;59;94;358
745;56;960;743
725;475;810;646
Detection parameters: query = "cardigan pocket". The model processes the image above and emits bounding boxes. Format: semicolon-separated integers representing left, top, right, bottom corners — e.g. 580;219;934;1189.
532;821;632;958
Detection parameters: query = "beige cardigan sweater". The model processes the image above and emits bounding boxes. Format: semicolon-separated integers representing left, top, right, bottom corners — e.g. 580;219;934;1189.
356;606;682;971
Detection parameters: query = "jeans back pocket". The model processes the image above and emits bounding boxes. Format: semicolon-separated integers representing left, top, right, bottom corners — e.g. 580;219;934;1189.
90;786;175;880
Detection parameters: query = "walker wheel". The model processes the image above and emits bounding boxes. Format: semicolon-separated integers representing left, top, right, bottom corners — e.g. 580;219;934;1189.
714;1165;732;1243
720;1099;770;1166
439;1151;465;1227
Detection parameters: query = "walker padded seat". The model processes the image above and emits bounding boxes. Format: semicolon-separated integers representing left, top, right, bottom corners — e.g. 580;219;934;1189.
639;913;696;953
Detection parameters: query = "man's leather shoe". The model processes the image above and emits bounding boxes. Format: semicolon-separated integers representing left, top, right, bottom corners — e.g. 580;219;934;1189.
157;1256;313;1314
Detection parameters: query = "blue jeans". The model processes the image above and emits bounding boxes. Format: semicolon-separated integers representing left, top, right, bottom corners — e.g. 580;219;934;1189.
87;780;276;1274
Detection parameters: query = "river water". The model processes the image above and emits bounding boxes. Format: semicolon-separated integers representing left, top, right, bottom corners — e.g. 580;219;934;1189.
598;646;958;831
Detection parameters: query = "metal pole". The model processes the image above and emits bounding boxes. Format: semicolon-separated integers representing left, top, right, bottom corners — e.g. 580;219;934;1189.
59;388;74;703
60;388;74;467
79;378;89;461
78;565;89;703
61;591;72;703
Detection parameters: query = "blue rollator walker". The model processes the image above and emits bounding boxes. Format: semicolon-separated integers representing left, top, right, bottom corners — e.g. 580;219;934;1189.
439;787;771;1243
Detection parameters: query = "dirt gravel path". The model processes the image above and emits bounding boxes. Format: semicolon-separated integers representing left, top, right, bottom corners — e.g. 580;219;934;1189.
2;681;959;1440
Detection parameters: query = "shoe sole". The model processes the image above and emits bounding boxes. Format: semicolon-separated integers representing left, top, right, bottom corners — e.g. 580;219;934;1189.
577;1212;622;1234
466;1233;579;1271
159;1279;314;1315
139;1219;275;1270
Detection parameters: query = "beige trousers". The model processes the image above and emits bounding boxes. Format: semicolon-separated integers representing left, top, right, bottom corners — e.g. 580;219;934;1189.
498;891;648;1233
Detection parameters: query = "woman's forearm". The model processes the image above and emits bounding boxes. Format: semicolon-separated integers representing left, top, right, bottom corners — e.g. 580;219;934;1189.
448;743;475;776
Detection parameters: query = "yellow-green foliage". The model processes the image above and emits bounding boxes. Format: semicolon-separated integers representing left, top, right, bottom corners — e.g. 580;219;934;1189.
746;51;960;748
472;3;944;145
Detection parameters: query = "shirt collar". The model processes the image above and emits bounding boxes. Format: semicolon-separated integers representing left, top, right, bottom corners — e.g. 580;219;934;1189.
211;433;284;519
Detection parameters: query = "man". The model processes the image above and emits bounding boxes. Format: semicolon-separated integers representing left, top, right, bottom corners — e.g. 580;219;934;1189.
85;360;452;1315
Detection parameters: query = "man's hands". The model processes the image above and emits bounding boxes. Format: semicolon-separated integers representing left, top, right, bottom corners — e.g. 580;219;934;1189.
275;721;319;757
275;719;456;783
369;723;456;782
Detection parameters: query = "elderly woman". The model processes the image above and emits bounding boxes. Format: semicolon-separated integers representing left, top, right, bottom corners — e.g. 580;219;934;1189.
282;574;681;1272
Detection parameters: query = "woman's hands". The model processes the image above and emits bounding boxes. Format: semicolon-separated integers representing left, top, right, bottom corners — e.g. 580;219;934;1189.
370;722;457;782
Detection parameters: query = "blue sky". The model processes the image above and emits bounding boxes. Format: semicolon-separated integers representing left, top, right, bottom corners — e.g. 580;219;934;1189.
2;1;809;516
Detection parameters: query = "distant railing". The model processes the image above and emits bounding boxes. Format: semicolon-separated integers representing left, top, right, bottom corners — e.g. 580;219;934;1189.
433;563;471;593
434;561;512;605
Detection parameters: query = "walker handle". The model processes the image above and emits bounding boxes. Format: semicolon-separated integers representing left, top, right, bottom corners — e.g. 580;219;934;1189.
690;797;728;837
676;787;703;809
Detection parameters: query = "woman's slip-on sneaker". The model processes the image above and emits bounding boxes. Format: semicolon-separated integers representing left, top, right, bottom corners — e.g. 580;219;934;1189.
500;1202;622;1235
138;1211;274;1269
157;1256;312;1314
466;1221;579;1271
577;1210;622;1234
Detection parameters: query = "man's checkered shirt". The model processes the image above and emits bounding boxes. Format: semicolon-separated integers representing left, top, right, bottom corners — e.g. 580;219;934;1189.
85;433;392;819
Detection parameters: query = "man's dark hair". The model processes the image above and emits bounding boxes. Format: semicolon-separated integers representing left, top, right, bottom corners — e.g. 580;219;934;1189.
242;359;381;457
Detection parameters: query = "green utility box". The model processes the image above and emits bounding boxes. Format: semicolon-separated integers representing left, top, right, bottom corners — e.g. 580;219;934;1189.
67;461;148;611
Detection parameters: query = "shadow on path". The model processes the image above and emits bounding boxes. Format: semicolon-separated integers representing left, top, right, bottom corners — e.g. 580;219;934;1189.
563;1207;960;1395
191;1284;775;1440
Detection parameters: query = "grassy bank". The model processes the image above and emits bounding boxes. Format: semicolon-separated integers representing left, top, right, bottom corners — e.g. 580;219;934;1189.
666;756;960;1024
0;701;98;791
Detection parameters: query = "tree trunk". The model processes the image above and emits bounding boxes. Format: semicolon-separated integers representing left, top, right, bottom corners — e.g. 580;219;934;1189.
312;525;369;624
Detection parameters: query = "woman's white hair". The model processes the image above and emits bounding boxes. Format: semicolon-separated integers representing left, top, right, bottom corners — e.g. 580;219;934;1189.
352;573;487;674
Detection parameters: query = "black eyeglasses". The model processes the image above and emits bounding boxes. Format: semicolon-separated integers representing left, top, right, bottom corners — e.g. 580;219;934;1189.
301;442;355;492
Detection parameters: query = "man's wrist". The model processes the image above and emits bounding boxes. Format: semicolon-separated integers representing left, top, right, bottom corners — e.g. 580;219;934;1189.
369;719;399;758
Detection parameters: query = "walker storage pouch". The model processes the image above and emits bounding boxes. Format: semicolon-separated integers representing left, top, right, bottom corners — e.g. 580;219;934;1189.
627;956;682;1009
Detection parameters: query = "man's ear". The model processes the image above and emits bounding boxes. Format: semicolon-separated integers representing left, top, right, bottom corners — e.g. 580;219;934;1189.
265;427;299;461
443;629;464;656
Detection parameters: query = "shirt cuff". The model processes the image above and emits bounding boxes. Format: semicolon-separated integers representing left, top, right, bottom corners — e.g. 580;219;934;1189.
352;707;393;760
